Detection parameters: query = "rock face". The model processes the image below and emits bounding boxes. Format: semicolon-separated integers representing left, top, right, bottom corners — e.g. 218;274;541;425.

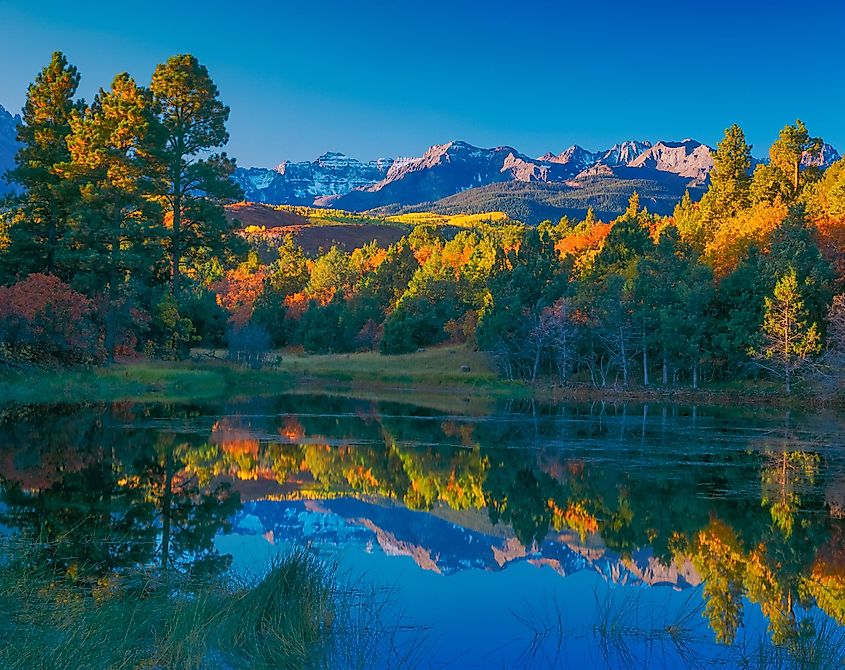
801;142;841;169
626;139;714;185
238;132;845;216
233;497;702;588
328;141;589;210
3;95;841;217
0;104;21;195
232;152;394;205
594;140;653;167
238;137;729;212
540;144;597;172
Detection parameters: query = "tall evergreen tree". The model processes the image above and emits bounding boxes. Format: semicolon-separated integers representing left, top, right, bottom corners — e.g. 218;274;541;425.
62;74;162;360
752;267;820;395
708;124;752;215
752;120;823;203
4;52;81;279
149;54;242;297
770;120;822;193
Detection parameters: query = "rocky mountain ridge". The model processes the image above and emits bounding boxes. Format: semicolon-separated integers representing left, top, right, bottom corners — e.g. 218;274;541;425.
233;497;702;589
234;151;394;204
0;104;21;196
0;99;841;217
237;137;841;216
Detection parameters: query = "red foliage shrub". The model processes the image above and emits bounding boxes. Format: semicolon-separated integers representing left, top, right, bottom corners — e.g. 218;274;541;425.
0;273;101;364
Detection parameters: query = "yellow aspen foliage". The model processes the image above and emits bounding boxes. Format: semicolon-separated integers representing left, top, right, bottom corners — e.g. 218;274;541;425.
704;198;789;277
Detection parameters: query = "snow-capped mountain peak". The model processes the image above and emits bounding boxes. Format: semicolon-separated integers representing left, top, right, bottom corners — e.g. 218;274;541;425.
596;140;653;167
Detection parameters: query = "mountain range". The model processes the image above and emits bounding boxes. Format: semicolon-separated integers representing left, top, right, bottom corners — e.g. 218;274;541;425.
1;101;841;222
233;497;701;588
233;138;721;218
235;137;841;222
0;104;21;196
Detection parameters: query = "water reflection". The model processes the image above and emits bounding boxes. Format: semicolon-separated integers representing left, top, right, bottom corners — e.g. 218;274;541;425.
1;397;844;665
0;403;239;582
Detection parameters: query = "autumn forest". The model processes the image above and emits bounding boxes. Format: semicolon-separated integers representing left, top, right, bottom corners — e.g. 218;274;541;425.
3;52;845;397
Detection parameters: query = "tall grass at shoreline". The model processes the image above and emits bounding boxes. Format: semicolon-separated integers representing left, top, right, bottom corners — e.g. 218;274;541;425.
0;540;421;670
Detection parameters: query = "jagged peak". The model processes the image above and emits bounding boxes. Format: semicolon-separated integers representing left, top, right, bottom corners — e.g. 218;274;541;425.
0;103;21;126
650;139;706;150
316;151;349;159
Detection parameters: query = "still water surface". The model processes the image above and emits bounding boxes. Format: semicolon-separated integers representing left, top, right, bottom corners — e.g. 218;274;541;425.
2;395;844;668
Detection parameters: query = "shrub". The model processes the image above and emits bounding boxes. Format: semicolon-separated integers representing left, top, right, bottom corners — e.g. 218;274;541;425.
0;273;100;366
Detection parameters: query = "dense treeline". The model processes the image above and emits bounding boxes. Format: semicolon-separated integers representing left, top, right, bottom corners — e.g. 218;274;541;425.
0;52;242;364
217;120;845;396
3;54;845;397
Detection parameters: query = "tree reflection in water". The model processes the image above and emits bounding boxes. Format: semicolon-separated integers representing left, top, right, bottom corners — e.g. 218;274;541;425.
1;396;844;660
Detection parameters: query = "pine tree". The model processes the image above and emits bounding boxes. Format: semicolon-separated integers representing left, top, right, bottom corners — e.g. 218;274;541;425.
149;54;242;297
4;52;82;279
766;120;823;197
624;191;640;220
708;124;752;214
753;267;820;394
62;73;162;361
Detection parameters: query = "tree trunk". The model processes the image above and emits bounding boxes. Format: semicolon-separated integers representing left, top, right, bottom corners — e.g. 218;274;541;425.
620;327;628;388
662;346;669;386
104;233;119;363
531;337;542;383
160;445;174;571
171;176;182;296
104;290;116;364
692;349;699;390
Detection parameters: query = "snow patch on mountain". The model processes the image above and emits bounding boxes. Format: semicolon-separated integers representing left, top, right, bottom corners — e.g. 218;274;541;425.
231;134;841;212
801;142;841;169
233;152;394;205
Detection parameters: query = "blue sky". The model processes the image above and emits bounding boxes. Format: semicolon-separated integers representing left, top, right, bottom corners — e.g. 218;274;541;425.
1;0;842;166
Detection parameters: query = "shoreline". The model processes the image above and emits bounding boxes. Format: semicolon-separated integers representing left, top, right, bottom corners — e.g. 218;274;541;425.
0;347;837;410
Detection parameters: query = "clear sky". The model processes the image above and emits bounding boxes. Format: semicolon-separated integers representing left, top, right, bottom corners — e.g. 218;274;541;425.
1;0;842;167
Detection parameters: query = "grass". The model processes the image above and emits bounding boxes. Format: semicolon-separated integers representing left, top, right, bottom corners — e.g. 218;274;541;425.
0;346;829;411
0;359;293;404
511;584;845;670
0;541;418;670
279;345;499;386
384;211;511;227
275;345;527;412
0;345;525;409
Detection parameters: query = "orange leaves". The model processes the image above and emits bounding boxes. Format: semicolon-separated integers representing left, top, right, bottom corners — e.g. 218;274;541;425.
211;265;267;326
704;199;789;277
813;215;845;283
554;222;612;260
279;417;305;442
441;242;474;275
0;273;97;356
283;291;311;319
351;244;388;274
548;499;599;540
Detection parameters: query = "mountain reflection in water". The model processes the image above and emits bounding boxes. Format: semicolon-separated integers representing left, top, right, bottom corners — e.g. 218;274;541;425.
2;395;844;668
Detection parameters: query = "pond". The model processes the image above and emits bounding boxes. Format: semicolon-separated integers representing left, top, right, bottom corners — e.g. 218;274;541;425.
1;394;844;668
